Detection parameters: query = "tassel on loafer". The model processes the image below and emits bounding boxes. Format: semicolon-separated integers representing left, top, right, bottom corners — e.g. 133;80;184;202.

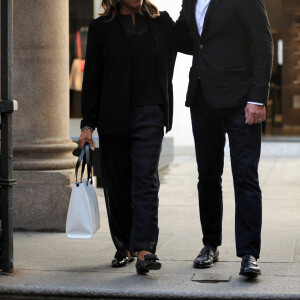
112;250;135;268
136;254;161;275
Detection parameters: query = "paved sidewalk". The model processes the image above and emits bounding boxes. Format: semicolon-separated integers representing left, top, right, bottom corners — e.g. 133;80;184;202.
1;142;300;299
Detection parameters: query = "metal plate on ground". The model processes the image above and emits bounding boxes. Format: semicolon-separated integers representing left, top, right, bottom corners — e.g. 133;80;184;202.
192;273;231;283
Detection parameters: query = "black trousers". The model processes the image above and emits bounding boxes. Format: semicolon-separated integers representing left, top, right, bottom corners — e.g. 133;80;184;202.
191;83;262;259
99;105;164;254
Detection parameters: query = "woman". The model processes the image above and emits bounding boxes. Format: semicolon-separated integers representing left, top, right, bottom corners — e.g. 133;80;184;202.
78;0;189;275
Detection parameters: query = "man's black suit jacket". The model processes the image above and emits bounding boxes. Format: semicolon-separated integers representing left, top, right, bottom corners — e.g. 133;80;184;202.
81;12;177;136
176;0;274;108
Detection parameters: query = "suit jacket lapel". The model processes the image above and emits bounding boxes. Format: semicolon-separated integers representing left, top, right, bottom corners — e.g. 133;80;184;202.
203;0;221;27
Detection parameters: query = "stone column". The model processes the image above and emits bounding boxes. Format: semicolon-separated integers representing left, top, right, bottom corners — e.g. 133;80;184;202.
12;0;77;231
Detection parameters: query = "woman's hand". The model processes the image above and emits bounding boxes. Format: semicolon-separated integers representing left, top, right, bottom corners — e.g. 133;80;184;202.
78;129;95;150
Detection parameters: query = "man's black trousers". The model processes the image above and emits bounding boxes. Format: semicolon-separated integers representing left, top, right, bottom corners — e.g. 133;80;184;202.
99;105;164;255
190;83;262;259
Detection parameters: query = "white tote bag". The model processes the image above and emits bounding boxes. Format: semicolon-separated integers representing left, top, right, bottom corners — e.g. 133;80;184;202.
66;144;100;238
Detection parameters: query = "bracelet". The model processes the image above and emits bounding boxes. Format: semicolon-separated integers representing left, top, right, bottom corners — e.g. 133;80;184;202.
81;126;94;132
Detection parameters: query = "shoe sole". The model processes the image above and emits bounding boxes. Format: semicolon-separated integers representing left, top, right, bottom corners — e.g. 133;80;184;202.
137;269;149;275
147;262;162;271
239;269;261;278
193;257;219;269
136;262;162;275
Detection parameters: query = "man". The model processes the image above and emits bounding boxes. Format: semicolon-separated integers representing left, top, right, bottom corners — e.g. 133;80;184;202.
175;0;273;277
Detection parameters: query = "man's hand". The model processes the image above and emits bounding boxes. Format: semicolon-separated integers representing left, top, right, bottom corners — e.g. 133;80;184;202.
78;129;94;150
245;103;266;125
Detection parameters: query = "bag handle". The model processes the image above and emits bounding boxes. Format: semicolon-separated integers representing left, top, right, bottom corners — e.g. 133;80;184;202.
85;143;92;182
75;145;85;183
75;143;93;183
82;144;92;183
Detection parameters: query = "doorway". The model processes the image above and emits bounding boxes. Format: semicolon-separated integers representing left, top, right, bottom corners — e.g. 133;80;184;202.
69;0;94;119
265;0;300;136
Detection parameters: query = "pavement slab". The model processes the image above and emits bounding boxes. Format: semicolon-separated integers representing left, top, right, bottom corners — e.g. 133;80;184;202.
1;144;300;299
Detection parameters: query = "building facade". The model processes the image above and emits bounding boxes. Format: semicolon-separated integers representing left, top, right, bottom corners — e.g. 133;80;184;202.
69;0;300;141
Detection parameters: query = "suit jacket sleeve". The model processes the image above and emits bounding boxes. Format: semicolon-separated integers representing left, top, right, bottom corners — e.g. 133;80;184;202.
80;19;104;130
161;12;178;80
238;0;274;105
174;7;195;55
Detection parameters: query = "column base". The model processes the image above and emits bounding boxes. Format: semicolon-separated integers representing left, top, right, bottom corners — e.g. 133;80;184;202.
13;169;76;231
13;141;78;170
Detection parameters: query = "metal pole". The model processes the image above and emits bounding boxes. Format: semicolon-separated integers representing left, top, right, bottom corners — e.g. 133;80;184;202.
0;0;17;274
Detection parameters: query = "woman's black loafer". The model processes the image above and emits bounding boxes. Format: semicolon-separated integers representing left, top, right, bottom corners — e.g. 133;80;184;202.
136;254;161;275
112;250;135;268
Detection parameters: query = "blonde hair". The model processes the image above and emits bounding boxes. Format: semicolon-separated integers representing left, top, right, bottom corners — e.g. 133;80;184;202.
100;0;160;21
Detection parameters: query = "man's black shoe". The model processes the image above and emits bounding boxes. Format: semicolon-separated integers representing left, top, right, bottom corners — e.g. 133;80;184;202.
239;255;261;277
193;245;219;269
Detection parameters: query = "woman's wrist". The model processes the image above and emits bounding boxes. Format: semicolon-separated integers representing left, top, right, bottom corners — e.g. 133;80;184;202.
81;126;94;133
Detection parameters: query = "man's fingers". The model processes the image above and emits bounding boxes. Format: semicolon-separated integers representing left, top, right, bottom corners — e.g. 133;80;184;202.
247;117;254;125
254;109;266;124
254;113;260;124
245;110;254;125
261;109;267;122
256;114;264;124
245;104;266;125
245;108;249;122
245;107;250;124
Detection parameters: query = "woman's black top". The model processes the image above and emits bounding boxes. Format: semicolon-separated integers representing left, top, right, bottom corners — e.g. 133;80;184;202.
80;11;192;135
119;13;163;107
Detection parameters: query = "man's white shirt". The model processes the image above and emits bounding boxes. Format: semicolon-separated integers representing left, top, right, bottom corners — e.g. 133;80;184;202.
195;0;210;36
195;0;263;106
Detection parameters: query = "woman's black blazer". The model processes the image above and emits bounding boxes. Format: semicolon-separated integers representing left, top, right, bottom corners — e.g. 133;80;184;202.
80;12;177;136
